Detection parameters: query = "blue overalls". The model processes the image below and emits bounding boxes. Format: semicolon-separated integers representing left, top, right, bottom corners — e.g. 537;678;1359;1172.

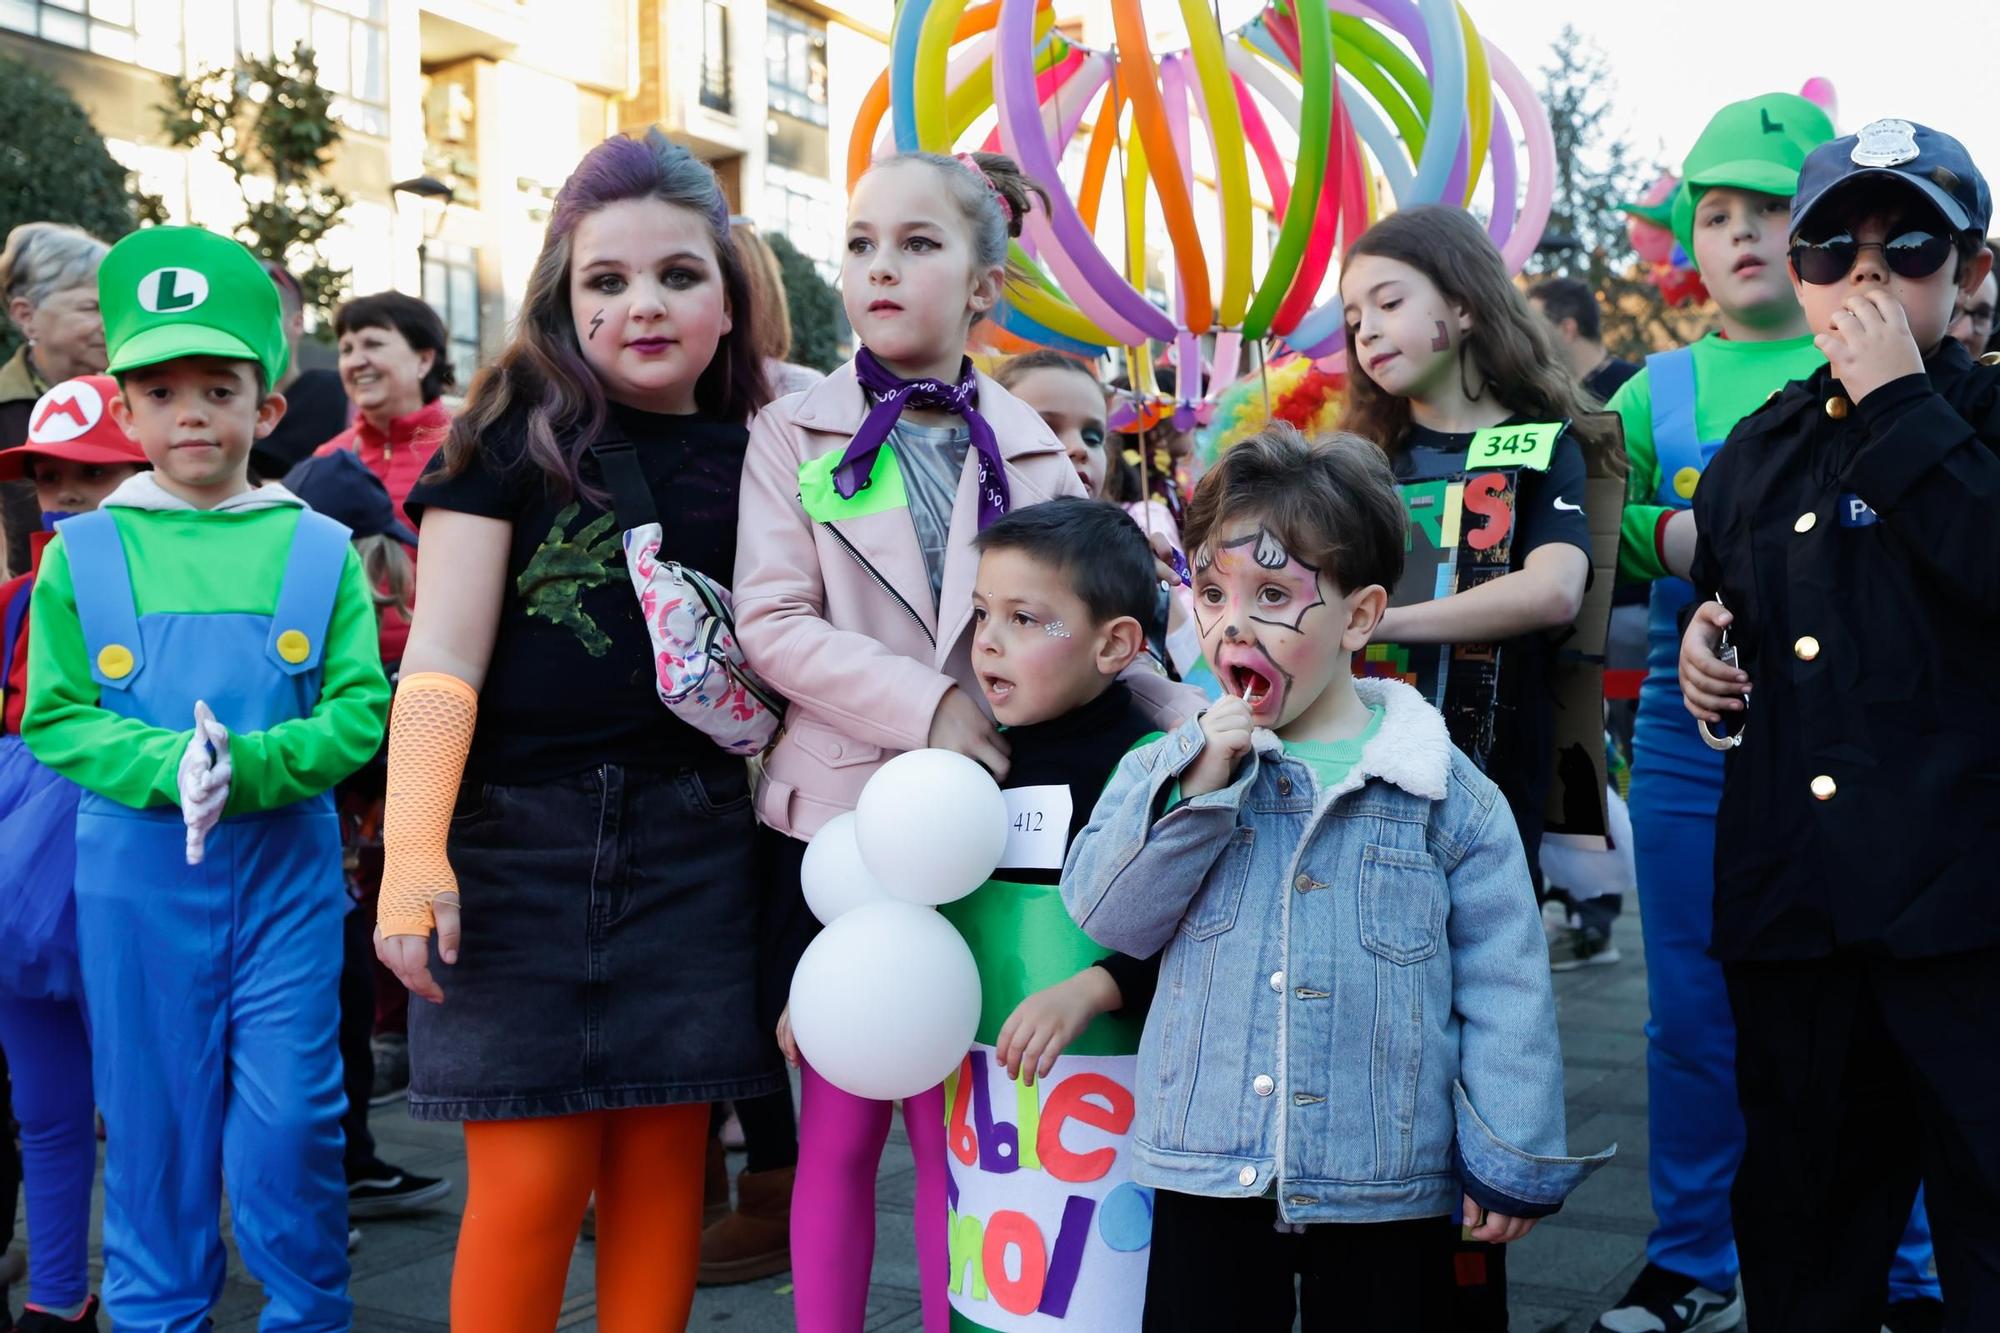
1629;350;1937;1300
60;508;354;1332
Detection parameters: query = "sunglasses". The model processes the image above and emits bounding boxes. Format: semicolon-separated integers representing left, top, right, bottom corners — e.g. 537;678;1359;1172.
1789;230;1955;285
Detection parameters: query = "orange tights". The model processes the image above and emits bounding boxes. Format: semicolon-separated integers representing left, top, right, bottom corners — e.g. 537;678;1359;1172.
452;1104;708;1332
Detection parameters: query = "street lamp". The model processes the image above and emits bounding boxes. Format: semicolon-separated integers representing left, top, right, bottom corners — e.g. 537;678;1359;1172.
391;174;455;288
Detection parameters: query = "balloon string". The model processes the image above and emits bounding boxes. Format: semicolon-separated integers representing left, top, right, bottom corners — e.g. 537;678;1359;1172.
1256;338;1270;421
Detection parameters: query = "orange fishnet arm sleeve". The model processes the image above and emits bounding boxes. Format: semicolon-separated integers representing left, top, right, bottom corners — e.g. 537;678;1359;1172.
378;672;479;939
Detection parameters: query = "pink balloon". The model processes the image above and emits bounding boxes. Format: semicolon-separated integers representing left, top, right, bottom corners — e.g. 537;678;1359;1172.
1630;218;1675;266
1799;76;1838;121
1487;38;1553;274
995;0;1174;343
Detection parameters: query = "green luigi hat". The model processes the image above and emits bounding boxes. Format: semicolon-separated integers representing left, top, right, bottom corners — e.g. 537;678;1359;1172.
98;227;288;388
1670;93;1837;267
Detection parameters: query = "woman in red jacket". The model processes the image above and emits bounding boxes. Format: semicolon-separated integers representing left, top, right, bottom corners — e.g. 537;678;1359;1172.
317;291;454;543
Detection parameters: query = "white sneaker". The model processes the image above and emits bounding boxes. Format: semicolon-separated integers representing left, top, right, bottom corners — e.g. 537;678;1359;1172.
1593;1263;1743;1333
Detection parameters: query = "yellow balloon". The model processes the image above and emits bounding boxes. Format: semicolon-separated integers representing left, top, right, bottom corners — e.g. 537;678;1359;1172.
1179;0;1252;326
1458;3;1490;205
1123;109;1150;290
914;0;972;152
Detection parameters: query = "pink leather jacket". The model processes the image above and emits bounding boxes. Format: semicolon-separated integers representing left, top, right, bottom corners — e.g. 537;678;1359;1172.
734;358;1198;840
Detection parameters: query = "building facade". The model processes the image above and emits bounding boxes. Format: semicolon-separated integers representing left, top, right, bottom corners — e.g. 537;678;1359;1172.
1;0;630;385
620;0;890;278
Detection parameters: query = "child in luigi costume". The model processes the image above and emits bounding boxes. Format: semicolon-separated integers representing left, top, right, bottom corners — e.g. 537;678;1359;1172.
20;227;389;1333
1594;94;1939;1333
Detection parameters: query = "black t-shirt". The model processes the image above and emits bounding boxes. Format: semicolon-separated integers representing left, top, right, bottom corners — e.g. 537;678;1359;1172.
254;369;351;477
1391;418;1592;849
404;401;749;784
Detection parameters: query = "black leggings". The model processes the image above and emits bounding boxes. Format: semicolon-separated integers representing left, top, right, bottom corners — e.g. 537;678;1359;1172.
1141;1192;1469;1332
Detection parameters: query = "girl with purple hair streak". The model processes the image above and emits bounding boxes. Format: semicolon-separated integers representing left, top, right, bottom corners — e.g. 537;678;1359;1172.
372;128;777;1330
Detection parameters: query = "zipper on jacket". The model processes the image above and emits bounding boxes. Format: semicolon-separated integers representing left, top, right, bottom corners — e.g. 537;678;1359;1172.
815;512;936;649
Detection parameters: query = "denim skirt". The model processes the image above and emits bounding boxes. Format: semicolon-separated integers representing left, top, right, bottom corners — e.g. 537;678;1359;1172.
407;760;785;1121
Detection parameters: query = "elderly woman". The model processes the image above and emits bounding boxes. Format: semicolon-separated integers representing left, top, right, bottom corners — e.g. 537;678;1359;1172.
0;223;109;577
315;290;456;531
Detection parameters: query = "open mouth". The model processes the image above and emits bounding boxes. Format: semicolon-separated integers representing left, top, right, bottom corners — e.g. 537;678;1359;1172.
1228;662;1277;710
980;672;1015;704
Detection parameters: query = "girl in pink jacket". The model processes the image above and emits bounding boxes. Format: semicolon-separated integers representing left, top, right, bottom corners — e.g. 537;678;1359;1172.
733;150;1188;1332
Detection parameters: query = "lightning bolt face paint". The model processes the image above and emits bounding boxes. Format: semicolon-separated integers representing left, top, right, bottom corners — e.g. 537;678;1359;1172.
589;309;605;341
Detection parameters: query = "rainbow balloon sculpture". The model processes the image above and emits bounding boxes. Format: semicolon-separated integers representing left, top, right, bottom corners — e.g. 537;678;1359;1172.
851;0;1556;403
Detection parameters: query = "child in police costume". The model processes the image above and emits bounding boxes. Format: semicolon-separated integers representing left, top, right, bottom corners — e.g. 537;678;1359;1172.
935;498;1163;1332
21;227;389;1332
1680;119;1999;1331
1596;92;1939;1333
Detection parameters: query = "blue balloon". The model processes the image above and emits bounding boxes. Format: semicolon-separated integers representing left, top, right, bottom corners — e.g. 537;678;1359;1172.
1098;1181;1155;1253
992;304;1107;359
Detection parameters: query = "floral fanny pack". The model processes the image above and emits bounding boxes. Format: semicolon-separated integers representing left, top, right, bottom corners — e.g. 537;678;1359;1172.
595;435;784;757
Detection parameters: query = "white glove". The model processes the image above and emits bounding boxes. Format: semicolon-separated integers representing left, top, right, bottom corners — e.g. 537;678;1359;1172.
179;700;233;866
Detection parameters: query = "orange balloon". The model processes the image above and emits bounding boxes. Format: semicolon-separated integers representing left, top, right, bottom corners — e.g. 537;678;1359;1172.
848;73;893;191
1109;0;1212;333
1076;82;1122;231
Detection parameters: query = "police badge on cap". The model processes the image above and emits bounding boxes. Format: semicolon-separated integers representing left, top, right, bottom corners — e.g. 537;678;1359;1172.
1851;119;1920;168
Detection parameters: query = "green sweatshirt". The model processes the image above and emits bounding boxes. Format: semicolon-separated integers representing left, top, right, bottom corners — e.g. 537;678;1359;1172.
1612;332;1824;583
23;480;389;814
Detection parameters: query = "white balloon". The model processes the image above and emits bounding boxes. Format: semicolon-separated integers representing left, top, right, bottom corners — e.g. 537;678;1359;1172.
800;812;892;925
788;900;982;1102
854;748;1008;906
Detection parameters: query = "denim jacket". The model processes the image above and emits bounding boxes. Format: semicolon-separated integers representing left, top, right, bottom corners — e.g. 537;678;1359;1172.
1062;677;1613;1224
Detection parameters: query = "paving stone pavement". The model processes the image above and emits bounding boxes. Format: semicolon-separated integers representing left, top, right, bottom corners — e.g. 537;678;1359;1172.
42;913;1654;1331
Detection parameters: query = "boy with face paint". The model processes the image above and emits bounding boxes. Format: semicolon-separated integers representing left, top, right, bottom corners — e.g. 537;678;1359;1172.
1678;120;2000;1331
1064;427;1610;1332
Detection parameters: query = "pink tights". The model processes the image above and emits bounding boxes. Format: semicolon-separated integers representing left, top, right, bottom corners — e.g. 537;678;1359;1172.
791;1060;949;1333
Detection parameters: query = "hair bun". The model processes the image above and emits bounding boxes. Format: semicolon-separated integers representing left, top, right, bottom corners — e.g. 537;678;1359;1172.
967;151;1047;239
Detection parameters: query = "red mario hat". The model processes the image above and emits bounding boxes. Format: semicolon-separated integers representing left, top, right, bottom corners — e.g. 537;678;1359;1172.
0;376;149;481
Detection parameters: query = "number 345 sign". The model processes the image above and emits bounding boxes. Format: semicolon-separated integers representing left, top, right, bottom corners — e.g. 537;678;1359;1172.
1466;422;1559;473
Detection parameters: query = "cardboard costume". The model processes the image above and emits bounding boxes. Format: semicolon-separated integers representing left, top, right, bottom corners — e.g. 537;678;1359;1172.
21;228;388;1332
938;684;1160;1333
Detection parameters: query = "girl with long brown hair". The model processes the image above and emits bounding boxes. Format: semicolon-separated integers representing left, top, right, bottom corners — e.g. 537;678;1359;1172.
373;127;775;1331
1338;202;1610;1327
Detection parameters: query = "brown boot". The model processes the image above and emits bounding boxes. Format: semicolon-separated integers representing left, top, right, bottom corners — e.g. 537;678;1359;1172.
703;1133;730;1227
697;1165;794;1286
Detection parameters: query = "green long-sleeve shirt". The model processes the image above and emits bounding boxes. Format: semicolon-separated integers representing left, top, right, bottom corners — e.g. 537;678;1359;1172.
22;503;389;814
1611;332;1824;583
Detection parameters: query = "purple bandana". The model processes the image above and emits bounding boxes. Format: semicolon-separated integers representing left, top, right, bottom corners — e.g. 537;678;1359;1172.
834;347;1011;529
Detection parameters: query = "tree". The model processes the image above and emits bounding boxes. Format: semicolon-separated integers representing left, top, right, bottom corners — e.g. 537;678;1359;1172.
0;55;153;360
767;232;844;371
1527;26;1692;361
159;43;351;334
